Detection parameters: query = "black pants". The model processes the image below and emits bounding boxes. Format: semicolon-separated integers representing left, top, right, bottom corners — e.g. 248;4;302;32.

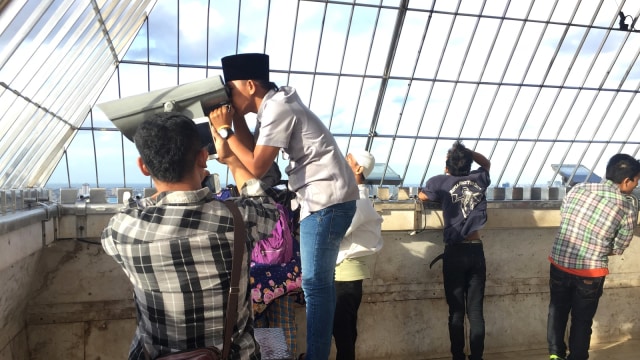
547;264;605;360
333;280;363;360
443;243;486;360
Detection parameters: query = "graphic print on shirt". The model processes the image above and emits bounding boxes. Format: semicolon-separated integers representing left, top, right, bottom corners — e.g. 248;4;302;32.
449;180;483;218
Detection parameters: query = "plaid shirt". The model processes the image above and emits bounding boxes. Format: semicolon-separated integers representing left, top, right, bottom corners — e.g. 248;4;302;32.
101;180;279;360
550;180;637;271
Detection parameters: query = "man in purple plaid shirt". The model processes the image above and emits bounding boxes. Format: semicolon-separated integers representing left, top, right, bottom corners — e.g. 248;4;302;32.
101;112;279;360
547;153;640;360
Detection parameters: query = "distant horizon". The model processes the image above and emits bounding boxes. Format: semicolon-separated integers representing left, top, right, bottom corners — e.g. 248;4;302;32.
46;182;154;188
44;181;565;190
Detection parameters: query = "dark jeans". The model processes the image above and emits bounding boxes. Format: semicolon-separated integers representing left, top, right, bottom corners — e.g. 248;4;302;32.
443;243;486;360
333;280;363;360
547;264;605;360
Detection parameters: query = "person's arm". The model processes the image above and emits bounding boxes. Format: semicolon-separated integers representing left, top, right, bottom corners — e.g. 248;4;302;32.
209;107;279;178
471;150;491;171
212;125;254;190
611;228;634;255
610;210;637;255
419;177;441;203
231;112;256;151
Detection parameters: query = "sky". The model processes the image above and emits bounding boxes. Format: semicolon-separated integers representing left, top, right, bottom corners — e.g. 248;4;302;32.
29;0;640;190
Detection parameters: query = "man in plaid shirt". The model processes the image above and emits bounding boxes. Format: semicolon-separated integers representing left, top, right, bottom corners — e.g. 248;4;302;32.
101;112;279;360
547;153;640;360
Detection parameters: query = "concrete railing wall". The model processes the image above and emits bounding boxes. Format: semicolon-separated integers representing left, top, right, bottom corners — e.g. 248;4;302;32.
1;201;640;359
0;205;57;360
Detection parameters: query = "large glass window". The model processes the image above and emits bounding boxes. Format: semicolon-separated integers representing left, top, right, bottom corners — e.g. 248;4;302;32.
3;0;640;191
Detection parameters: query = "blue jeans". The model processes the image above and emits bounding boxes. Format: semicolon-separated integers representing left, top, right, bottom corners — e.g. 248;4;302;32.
299;200;356;360
547;264;605;360
443;243;486;360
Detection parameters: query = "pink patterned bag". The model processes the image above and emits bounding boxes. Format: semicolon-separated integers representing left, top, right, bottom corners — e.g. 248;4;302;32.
251;203;293;265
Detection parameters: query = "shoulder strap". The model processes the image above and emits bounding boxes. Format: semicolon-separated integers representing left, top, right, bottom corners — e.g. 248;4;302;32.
221;199;246;360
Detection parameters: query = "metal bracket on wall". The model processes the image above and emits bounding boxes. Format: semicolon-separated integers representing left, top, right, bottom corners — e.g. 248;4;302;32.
0;190;5;214
75;201;87;239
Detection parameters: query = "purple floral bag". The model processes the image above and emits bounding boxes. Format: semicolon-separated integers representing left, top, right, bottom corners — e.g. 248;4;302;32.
251;203;293;265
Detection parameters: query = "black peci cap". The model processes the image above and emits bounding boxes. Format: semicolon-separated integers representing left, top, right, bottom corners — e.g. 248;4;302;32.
221;53;270;82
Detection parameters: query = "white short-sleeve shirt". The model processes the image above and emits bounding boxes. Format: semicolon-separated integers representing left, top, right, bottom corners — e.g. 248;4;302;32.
255;86;359;219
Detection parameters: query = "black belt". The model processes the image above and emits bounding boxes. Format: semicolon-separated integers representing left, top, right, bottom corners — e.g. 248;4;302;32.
461;239;482;244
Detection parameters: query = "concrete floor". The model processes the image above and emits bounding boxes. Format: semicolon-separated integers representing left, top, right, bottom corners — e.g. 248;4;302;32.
430;338;640;359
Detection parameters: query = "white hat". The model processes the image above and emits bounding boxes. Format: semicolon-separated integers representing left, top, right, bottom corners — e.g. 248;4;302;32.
351;150;375;178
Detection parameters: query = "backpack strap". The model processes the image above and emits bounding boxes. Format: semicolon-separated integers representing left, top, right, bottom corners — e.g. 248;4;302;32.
429;253;444;269
221;200;247;360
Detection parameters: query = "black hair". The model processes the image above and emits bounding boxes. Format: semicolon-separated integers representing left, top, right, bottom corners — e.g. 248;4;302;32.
605;153;640;184
253;79;279;92
445;140;473;176
134;112;202;183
